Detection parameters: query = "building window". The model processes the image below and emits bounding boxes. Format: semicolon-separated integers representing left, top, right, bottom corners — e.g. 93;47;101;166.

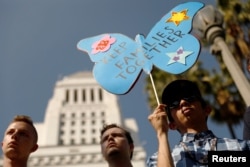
81;138;85;144
92;138;96;144
81;129;85;134
101;111;105;117
81;120;85;125
59;139;64;145
60;121;65;126
82;89;86;102
92;129;96;134
81;113;85;117
60;130;64;135
71;130;75;134
90;89;94;102
99;88;103;101
71;113;75;118
61;113;65;118
74;89;78;102
71;121;75;126
70;139;75;145
91;120;96;125
65;90;69;103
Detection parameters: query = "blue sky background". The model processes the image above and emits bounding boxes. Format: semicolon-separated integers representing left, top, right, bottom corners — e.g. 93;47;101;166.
0;0;245;158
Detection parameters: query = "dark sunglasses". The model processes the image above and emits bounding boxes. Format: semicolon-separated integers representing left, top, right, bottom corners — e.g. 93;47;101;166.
168;96;198;111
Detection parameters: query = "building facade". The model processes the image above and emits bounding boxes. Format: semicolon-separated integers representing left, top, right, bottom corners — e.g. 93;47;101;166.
0;71;146;167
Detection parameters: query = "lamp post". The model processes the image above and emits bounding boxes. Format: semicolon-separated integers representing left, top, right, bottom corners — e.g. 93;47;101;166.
193;5;250;106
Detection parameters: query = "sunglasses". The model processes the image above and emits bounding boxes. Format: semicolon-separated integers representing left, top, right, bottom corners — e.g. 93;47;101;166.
167;95;198;111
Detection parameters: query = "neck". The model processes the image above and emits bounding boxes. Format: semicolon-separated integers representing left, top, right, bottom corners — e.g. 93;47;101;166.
180;125;209;134
107;156;133;167
3;157;27;167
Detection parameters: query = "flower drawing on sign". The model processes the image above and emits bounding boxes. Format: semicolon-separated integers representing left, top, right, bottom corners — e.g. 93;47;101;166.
91;35;116;54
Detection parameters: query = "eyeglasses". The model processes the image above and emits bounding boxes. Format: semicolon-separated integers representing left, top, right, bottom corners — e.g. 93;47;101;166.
168;96;198;111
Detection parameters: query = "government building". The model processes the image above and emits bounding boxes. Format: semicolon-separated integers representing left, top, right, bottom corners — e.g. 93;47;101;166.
0;71;146;167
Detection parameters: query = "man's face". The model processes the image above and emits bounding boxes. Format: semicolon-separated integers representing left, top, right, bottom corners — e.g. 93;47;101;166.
169;97;210;133
1;121;38;160
100;127;133;160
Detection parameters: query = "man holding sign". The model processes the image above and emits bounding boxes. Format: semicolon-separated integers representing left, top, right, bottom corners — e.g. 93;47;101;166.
148;80;250;167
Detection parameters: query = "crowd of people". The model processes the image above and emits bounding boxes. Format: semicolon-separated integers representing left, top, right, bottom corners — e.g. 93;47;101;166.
2;79;250;167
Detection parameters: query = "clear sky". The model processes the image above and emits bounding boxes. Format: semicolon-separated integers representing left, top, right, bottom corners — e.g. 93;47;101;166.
0;0;244;158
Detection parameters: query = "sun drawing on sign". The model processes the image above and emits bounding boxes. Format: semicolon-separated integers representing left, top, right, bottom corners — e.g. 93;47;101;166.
166;9;189;26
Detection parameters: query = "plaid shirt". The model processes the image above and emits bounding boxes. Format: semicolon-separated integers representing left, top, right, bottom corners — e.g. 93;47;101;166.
147;130;250;167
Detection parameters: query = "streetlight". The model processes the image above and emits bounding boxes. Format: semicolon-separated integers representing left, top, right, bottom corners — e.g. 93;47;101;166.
193;5;250;106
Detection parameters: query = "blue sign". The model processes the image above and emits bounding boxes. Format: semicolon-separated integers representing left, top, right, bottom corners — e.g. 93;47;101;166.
77;2;204;94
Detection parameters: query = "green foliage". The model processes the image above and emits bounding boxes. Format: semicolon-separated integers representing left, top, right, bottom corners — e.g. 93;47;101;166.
217;0;250;72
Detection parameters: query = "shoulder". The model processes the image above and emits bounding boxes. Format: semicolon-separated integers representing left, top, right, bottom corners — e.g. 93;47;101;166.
146;152;158;167
244;107;250;118
217;138;250;150
245;107;250;114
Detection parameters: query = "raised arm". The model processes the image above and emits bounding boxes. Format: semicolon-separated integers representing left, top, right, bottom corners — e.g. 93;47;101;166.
148;104;174;167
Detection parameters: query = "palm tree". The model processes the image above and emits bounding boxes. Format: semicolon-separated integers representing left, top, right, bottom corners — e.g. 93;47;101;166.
217;0;250;74
212;0;250;137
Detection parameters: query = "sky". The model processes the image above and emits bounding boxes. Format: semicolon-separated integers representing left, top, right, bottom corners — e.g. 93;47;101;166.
0;0;245;158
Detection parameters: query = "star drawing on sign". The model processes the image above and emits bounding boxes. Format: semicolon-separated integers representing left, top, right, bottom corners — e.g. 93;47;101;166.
167;46;193;65
166;9;189;26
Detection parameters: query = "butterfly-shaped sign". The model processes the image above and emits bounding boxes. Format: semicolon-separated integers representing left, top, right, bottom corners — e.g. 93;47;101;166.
77;2;204;94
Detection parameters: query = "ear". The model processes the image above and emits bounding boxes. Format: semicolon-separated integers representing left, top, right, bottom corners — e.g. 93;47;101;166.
204;105;212;116
31;144;38;153
168;122;177;130
129;143;134;159
130;143;134;152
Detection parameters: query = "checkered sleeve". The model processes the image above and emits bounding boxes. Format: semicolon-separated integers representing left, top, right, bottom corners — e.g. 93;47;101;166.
146;152;158;167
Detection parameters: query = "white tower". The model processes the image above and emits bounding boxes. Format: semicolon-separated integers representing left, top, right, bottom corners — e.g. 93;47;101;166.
27;71;146;167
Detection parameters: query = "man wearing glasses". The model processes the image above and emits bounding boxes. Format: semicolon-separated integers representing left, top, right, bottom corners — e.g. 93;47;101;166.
147;79;250;167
